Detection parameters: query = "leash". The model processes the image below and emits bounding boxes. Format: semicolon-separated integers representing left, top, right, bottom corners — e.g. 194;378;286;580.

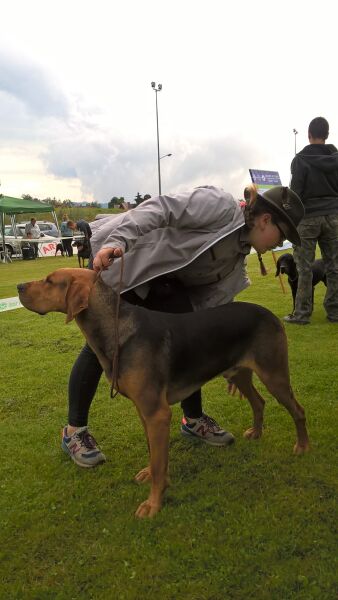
94;253;124;399
110;253;124;398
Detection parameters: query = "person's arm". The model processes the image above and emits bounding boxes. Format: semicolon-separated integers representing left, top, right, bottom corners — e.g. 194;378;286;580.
290;156;305;198
92;187;238;272
93;188;236;253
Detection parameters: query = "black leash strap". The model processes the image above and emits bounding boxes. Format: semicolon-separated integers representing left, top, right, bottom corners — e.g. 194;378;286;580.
94;254;124;399
110;254;124;398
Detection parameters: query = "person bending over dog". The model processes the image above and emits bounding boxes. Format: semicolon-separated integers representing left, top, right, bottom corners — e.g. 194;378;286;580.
67;219;92;243
62;184;304;468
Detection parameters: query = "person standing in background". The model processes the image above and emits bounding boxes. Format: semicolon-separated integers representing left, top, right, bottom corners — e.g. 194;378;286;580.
60;214;73;257
24;218;40;258
286;117;338;324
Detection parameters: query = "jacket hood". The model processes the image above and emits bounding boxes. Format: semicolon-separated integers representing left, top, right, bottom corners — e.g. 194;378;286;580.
296;144;338;173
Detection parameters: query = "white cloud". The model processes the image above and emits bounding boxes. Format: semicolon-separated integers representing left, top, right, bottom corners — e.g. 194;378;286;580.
0;0;337;202
0;50;69;119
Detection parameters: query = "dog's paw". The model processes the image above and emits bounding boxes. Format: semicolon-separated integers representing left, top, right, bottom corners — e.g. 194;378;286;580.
293;441;310;455
134;466;152;484
135;499;161;519
243;427;262;440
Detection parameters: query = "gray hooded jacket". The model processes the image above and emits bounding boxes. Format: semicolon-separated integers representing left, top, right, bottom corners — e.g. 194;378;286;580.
90;186;251;309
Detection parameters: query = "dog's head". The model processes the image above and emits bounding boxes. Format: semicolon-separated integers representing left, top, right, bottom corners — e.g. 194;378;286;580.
275;253;296;277
17;268;97;323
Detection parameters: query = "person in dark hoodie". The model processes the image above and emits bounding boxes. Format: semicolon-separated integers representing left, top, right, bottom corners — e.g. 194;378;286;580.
285;117;338;324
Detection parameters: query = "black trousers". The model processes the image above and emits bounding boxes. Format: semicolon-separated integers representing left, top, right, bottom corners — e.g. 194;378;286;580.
68;277;203;426
62;238;73;257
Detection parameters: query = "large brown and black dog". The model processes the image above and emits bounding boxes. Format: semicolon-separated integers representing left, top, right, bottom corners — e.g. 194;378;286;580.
17;268;309;518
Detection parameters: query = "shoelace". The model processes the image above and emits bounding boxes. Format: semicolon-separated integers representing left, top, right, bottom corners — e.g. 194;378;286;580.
77;430;97;450
202;414;222;433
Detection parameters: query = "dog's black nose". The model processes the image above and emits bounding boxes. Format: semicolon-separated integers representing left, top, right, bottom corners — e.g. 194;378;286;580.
17;283;26;292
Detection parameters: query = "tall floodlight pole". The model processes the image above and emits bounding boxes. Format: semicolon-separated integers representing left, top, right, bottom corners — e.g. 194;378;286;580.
151;82;162;196
293;128;298;156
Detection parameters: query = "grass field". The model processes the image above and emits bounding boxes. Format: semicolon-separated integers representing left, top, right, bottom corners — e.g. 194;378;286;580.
0;254;337;599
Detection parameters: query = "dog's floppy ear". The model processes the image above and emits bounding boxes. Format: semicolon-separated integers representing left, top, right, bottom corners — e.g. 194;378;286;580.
275;258;281;277
65;280;91;323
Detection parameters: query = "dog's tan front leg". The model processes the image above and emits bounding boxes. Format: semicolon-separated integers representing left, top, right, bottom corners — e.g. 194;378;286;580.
135;404;171;518
134;406;152;485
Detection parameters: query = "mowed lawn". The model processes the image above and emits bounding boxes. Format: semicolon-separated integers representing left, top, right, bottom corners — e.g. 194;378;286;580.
0;253;337;600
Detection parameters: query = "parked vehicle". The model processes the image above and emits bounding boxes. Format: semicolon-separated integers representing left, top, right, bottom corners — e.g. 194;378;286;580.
0;221;59;257
17;221;60;237
0;226;23;257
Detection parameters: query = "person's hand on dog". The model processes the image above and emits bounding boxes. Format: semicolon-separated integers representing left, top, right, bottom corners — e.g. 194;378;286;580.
93;247;124;272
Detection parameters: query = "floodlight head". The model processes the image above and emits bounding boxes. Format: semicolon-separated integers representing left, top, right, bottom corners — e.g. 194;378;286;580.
151;81;156;88
158;83;162;90
293;128;298;134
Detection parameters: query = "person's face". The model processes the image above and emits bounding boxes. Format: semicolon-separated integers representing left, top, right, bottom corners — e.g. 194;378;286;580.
249;213;285;254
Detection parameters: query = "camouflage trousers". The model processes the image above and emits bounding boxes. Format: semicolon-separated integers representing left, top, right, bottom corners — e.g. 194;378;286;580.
293;214;338;321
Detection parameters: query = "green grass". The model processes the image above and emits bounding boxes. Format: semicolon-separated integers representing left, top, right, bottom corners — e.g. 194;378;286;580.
0;254;337;600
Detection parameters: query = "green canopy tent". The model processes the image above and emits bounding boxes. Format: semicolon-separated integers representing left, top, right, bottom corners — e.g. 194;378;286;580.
0;195;59;262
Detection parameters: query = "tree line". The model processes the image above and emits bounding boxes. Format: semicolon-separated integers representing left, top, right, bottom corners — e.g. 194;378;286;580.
20;193;152;209
108;193;151;208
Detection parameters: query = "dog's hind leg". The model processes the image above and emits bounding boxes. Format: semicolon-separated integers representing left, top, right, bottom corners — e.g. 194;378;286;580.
134;396;172;518
229;368;266;440
256;367;309;454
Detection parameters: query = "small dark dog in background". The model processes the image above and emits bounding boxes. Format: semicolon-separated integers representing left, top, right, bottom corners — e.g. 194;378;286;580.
275;253;327;314
72;239;91;268
55;242;65;257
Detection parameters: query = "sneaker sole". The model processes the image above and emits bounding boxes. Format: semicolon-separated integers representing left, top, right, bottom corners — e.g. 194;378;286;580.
61;440;106;468
181;428;235;447
283;319;310;325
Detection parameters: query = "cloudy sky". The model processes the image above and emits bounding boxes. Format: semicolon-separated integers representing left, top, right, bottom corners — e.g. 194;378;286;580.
1;0;337;204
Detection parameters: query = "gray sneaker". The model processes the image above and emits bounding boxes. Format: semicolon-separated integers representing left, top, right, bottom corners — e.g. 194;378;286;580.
181;414;235;447
61;426;106;468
